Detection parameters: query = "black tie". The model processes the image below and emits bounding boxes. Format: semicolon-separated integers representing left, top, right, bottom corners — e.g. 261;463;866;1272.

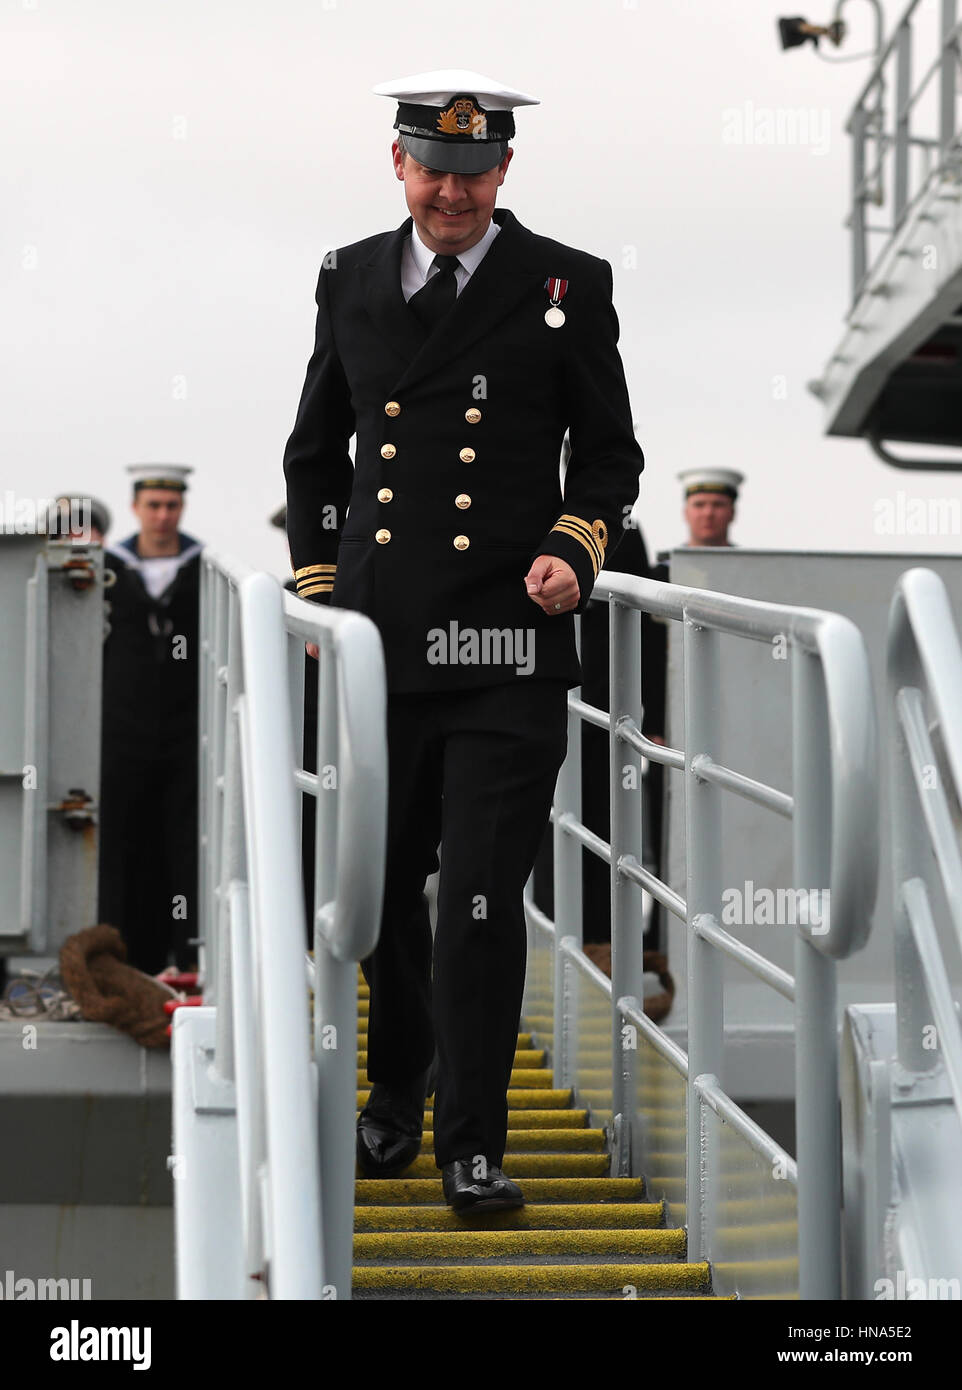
408;254;460;331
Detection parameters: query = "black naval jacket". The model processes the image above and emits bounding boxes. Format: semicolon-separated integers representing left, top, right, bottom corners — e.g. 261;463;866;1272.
102;533;203;758
283;205;644;693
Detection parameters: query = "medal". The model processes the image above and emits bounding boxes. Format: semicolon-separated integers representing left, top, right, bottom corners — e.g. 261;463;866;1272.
543;275;569;328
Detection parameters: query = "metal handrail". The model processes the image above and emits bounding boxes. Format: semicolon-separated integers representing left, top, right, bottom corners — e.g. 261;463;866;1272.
532;569;879;1299
191;551;386;1299
887;568;962;1123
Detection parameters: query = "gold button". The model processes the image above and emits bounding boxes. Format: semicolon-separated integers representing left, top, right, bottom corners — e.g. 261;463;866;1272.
459;447;476;463
375;529;391;544
453;534;470;551
465;407;481;424
377;488;393;503
455;494;471;509
381;443;396;459
385;401;401;417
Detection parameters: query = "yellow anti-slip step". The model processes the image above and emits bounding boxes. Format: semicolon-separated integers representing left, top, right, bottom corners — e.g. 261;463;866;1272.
355;1068;553;1088
356;1088;574;1109
357;1049;546;1068
354;1228;687;1259
356;1029;535;1052
427;1109;590;1130
355;1200;667;1232
355;1176;647;1205
388;1153;610;1179
352;1262;711;1295
416;1128;604;1153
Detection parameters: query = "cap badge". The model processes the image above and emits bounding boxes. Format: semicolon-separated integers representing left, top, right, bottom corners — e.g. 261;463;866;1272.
437;98;488;138
544;275;569;327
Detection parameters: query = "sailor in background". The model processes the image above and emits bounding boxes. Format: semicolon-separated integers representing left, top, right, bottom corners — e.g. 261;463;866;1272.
283;70;644;1214
98;465;203;974
652;467;744;578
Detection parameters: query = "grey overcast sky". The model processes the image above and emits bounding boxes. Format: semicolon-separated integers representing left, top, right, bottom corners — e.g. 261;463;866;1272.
4;0;959;579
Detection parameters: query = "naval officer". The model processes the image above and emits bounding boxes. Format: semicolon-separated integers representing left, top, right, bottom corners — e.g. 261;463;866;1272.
283;70;645;1214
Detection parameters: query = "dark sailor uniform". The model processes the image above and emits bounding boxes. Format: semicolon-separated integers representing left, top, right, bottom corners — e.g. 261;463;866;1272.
283;203;644;1169
98;533;202;973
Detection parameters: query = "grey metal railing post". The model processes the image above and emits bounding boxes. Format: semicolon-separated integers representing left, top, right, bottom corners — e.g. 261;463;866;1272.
851;103;869;303
889;673;935;1077
198;562;212;947
609;598;644;1172
894;21;912;227
212;587;244;1084
939;0;958;152
553;689;582;1087
313;636;358;1301
684;618;725;1259
793;645;841;1300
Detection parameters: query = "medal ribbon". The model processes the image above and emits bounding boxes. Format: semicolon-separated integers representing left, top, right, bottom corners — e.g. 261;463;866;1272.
544;276;569;306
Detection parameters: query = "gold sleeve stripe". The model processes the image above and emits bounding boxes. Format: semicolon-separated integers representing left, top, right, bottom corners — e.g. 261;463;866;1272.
551;518;604;576
294;563;338;580
556;513;607;560
556;513;604;554
297;580;334;598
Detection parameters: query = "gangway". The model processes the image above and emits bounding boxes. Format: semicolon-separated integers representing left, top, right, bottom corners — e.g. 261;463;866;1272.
178;555;909;1300
4;540;957;1299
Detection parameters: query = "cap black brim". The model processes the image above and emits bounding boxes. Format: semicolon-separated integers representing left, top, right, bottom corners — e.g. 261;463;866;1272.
401;134;506;173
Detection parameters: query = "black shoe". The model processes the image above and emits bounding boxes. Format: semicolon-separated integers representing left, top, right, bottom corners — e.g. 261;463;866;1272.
356;1058;437;1179
441;1159;525;1214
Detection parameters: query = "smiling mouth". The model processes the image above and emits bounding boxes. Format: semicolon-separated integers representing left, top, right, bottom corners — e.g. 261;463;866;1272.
434;207;469;217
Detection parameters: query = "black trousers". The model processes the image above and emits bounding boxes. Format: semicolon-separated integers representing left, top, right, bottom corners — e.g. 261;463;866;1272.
98;745;197;973
361;678;569;1169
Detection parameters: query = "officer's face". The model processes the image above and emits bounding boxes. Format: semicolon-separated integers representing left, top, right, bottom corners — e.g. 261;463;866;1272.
393;141;513;255
684;492;735;546
132;488;184;541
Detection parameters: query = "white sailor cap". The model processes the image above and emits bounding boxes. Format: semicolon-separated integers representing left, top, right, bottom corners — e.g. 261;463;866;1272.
126;463;192;494
677;468;743;500
373;69;539;174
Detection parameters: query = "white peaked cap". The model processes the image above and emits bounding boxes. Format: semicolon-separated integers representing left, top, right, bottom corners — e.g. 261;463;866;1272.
126;463;193;491
372;70;540;110
677;468;744;498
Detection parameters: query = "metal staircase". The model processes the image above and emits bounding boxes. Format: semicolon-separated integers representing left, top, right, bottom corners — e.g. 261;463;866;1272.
172;549;962;1302
812;0;962;466
352;977;726;1300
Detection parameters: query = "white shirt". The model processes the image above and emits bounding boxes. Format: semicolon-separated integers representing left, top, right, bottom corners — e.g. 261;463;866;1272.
139;555;181;599
401;218;500;302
